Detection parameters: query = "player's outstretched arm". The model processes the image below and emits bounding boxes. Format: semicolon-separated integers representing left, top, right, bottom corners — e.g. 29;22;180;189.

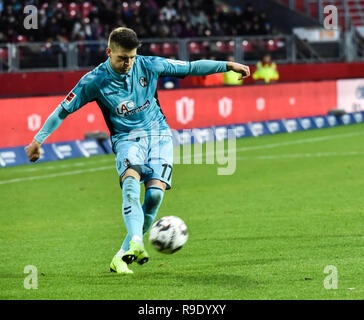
25;106;69;163
154;57;250;79
226;61;250;80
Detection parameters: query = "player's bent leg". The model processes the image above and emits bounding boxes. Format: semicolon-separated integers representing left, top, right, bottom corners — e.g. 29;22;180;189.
142;180;166;235
120;170;146;264
134;180;166;265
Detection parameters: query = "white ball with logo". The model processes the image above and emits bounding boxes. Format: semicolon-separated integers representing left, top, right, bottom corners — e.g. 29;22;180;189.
149;216;188;254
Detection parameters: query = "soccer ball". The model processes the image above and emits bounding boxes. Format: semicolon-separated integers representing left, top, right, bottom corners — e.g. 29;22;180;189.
149;216;188;254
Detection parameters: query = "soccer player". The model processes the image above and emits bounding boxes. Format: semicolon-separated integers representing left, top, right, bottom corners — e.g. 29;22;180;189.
26;27;250;274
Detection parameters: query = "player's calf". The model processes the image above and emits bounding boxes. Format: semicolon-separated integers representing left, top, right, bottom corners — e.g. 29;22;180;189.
142;187;164;234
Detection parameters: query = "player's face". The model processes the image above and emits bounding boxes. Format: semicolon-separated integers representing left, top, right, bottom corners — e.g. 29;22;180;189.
107;45;137;74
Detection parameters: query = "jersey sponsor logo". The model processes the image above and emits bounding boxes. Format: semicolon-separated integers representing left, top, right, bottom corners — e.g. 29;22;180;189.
64;91;76;105
116;100;150;117
139;76;147;87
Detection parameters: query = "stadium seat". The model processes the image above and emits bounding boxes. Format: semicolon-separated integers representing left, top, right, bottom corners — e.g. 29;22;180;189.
265;39;278;52
294;0;304;12
0;48;8;60
189;42;201;54
309;2;318;19
149;43;161;55
228;40;235;52
16;35;27;43
68;2;80;17
215;41;229;53
82;2;93;19
162;43;177;56
242;40;253;52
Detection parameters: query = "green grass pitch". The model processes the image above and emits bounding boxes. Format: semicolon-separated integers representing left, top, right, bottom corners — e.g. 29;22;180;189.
1;124;364;300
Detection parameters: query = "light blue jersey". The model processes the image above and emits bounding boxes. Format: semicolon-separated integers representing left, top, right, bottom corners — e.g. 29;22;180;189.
34;56;228;188
59;56;227;147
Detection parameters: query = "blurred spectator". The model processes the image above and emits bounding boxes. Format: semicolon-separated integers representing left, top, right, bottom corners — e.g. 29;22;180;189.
160;1;178;21
252;54;279;84
223;56;243;86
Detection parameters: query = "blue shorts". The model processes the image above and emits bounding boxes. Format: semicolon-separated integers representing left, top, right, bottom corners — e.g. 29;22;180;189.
114;135;173;190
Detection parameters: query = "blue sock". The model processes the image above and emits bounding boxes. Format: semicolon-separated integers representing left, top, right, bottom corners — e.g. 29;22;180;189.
120;186;164;253
142;187;164;235
121;177;144;245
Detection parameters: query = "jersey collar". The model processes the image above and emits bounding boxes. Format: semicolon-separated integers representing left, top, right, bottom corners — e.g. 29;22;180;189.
106;58;132;80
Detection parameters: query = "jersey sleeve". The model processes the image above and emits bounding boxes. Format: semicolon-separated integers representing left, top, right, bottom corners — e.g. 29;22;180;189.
34;106;69;144
145;56;228;77
189;60;228;75
60;72;97;113
146;56;191;77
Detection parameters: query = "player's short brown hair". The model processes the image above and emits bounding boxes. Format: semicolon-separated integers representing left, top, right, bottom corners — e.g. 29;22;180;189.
108;27;141;50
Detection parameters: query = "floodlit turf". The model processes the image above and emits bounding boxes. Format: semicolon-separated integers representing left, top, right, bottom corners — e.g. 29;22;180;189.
1;124;364;300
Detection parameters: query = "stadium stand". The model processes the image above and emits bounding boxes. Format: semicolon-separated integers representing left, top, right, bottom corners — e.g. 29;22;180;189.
0;0;273;43
1;0;364;81
275;0;364;30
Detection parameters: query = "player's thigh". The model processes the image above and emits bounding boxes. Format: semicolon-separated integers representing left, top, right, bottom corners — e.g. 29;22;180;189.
145;136;173;190
122;168;141;183
114;138;151;183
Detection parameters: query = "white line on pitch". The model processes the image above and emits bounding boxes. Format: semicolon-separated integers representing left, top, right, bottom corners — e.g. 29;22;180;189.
15;157;115;172
225;131;364;154
0;165;115;185
180;130;364;161
236;151;364;161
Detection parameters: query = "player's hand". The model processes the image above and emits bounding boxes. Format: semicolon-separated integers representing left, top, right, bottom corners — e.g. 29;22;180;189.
226;62;250;80
26;140;41;162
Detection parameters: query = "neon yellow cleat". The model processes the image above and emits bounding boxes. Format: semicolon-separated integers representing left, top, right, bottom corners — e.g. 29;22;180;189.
110;255;134;274
122;240;150;265
136;248;150;265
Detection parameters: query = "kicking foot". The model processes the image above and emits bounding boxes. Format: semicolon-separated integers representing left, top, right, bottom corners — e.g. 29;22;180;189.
122;240;150;265
110;255;134;274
